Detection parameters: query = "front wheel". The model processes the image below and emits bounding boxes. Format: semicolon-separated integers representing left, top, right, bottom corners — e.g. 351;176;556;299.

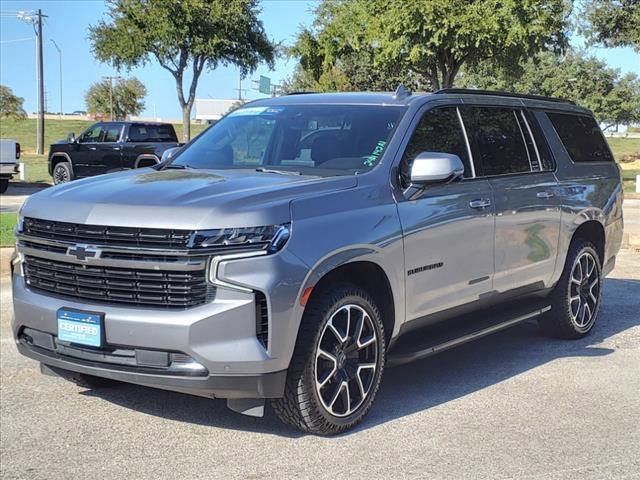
272;283;386;435
539;239;602;339
52;161;73;184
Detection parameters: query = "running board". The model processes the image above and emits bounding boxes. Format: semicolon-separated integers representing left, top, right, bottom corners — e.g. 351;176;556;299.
387;305;551;367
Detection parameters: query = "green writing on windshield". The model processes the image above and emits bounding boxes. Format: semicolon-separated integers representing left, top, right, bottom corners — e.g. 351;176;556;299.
364;140;387;167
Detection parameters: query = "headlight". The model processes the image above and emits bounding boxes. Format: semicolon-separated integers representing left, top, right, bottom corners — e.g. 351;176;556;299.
191;224;290;253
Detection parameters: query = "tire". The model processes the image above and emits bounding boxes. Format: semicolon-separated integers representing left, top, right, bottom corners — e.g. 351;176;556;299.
539;239;602;339
52;161;73;184
0;179;8;194
272;282;386;435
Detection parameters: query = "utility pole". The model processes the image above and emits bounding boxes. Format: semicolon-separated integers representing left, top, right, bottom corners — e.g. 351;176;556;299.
35;9;45;154
51;39;62;119
102;76;121;120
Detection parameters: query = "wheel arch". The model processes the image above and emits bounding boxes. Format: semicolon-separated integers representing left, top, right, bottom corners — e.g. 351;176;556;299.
571;219;605;265
49;153;73;176
299;253;398;347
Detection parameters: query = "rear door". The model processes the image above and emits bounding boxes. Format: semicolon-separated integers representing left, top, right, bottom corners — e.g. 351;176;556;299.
461;106;561;294
397;105;496;321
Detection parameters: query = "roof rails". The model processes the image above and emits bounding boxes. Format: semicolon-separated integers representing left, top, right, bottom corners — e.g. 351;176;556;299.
434;88;576;105
285;91;317;96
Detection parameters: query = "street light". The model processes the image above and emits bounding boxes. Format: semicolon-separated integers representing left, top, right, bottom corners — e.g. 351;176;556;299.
50;39;62;119
102;75;122;121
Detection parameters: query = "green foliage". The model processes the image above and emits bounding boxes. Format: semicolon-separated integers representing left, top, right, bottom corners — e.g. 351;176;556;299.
287;0;570;92
0;213;17;247
85;77;147;120
0;85;27;119
90;0;275;141
458;50;640;128
580;0;640;52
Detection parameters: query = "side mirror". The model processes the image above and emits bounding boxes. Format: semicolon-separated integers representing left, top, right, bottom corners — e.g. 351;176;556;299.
67;132;76;143
160;146;182;163
410;152;465;185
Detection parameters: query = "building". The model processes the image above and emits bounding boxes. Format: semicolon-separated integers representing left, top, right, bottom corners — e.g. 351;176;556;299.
194;99;243;123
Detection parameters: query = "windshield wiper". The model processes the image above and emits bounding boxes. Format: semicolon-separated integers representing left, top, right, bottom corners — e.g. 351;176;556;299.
255;167;301;176
163;163;190;170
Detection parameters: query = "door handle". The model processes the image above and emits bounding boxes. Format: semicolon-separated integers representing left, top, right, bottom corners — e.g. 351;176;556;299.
536;191;554;199
112;147;121;151
88;146;97;151
469;199;491;209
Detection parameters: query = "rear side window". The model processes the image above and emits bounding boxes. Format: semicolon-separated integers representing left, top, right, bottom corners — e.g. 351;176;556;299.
402;107;472;178
547;112;613;163
461;107;531;176
128;124;178;143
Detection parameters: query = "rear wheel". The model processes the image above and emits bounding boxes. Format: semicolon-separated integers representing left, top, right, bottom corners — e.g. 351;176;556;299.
52;161;73;184
272;283;386;435
0;179;8;194
539;239;602;339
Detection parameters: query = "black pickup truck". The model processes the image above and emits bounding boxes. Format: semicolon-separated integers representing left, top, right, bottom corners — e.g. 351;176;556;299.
48;121;182;184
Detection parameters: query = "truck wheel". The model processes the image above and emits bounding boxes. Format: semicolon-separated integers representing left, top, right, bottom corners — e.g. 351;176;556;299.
272;283;386;435
0;179;8;194
52;161;73;184
539;239;602;339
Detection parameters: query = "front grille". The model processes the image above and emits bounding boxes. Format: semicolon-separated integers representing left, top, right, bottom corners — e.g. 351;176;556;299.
24;255;213;308
23;217;193;249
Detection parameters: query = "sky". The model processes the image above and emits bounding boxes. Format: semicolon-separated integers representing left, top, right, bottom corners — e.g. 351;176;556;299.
1;0;638;120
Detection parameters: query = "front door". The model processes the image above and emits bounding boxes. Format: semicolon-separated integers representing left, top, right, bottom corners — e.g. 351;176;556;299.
397;106;495;322
461;106;561;294
94;123;124;173
74;123;104;177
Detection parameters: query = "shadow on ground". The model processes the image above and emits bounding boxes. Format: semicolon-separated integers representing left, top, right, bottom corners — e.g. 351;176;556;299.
80;277;640;438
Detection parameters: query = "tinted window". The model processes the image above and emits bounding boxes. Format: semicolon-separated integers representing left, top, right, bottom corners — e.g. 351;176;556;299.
462;107;531;176
79;125;103;143
547;112;613;163
523;110;555;171
401;107;472;179
128;124;178;143
172;105;405;176
102;124;122;142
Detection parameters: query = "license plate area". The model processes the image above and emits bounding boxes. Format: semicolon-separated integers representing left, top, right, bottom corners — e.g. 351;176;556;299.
57;308;104;347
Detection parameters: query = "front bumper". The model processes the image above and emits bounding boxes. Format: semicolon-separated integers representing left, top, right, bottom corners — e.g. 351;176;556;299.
11;247;309;399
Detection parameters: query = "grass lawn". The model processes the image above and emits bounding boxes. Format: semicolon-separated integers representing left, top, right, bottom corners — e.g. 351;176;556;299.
0;213;17;247
607;137;640;162
622;168;640;194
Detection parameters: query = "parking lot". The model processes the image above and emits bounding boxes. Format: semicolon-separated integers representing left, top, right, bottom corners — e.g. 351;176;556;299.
0;243;638;479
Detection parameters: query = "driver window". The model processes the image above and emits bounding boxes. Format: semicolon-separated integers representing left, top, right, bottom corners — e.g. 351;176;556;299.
401;107;472;182
79;125;103;143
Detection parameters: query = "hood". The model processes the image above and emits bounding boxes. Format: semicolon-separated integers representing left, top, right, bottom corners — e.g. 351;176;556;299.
22;168;357;229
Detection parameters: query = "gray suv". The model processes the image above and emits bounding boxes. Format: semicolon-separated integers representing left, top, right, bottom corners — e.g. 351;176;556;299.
11;88;624;435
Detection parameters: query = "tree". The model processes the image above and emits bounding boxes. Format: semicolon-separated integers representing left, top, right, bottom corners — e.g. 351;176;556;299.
90;0;275;141
580;0;640;52
0;85;27;119
288;0;570;93
457;50;640;128
85;77;147;120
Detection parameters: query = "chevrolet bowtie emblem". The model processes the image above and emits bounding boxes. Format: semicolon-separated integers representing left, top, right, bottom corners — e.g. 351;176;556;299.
67;244;100;262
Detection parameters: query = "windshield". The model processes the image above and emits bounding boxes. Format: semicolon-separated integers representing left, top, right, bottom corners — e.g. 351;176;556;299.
171;104;406;176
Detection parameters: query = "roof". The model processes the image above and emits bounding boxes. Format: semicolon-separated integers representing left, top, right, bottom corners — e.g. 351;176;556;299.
245;89;591;115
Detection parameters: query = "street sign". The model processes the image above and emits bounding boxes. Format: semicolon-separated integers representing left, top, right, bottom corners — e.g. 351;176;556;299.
259;76;271;95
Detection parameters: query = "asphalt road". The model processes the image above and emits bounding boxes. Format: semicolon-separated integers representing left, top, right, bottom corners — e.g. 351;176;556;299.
1;249;639;480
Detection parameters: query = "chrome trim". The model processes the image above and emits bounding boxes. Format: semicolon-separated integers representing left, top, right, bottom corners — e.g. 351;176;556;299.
456;107;476;178
208;250;268;293
17;242;207;271
514;110;533;171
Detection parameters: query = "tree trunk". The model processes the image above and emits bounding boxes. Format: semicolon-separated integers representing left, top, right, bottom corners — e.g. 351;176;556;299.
182;104;191;143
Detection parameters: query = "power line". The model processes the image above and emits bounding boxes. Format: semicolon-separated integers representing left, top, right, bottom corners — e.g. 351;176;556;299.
0;37;34;44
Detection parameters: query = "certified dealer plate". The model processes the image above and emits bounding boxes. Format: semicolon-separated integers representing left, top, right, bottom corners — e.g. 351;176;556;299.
57;308;104;347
